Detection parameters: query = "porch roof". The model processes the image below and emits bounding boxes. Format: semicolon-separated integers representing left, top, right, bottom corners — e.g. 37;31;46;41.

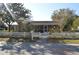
31;21;58;25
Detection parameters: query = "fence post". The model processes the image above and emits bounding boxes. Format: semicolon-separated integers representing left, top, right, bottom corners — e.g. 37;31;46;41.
31;31;33;40
39;32;41;38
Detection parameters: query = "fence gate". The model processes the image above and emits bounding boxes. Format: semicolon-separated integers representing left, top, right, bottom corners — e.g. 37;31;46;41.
31;32;49;40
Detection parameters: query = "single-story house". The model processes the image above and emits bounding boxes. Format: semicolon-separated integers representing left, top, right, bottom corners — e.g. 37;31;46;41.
0;20;59;32
31;21;59;33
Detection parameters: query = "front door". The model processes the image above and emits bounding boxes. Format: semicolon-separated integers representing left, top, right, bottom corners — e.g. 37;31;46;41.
39;25;43;33
39;25;48;33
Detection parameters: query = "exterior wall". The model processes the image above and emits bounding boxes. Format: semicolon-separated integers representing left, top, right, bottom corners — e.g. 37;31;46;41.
11;21;60;32
33;25;53;33
31;21;59;33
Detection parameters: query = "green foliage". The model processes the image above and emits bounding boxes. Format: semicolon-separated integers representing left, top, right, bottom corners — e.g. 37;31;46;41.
8;3;31;19
63;17;75;31
51;8;76;32
51;26;60;32
72;17;79;30
17;17;33;32
8;3;32;32
0;3;32;32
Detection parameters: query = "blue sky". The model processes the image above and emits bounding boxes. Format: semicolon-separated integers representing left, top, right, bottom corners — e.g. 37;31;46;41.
24;3;79;21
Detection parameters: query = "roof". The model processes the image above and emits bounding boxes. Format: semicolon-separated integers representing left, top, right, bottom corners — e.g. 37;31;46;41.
2;21;8;27
10;22;18;25
0;21;8;28
31;21;58;25
3;22;8;27
7;22;18;25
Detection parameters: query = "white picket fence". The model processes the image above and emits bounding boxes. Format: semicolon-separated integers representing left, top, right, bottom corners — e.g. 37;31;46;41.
31;32;49;40
0;32;79;40
31;32;79;40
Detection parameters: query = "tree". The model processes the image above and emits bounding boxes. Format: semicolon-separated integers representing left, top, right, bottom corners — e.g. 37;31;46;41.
7;3;32;32
17;17;33;32
72;16;79;30
51;8;76;32
8;3;31;19
0;3;32;32
0;3;15;31
63;16;75;31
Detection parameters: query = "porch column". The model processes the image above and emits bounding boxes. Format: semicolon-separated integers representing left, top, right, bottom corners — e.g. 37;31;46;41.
43;25;45;32
38;25;40;32
47;25;48;32
38;25;39;32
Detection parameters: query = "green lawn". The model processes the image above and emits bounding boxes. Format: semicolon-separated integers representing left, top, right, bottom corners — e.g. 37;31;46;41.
48;38;79;43
63;40;79;44
0;29;13;32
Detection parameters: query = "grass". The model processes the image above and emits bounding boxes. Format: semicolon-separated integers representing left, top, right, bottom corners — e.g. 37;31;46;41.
63;40;79;44
48;38;79;43
0;38;9;41
0;30;14;32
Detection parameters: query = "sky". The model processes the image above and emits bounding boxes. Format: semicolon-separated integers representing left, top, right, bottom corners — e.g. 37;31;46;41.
24;3;79;21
